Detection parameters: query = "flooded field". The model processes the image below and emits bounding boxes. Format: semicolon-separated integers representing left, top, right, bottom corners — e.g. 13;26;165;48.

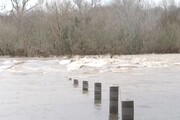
0;54;180;120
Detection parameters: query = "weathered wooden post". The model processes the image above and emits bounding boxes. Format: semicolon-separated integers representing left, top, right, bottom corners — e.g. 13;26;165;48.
110;86;119;114
122;101;134;120
73;79;78;87
83;81;88;91
94;83;102;104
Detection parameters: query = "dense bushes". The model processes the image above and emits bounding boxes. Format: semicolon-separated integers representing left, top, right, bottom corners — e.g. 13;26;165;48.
0;0;180;57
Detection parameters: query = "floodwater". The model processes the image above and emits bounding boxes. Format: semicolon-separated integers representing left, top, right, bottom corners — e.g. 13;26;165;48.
0;54;180;120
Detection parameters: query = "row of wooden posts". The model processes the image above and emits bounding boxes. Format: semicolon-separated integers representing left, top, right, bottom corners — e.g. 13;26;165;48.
71;78;134;120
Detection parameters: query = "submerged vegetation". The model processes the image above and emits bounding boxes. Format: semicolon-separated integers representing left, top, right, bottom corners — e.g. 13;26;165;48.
0;0;180;57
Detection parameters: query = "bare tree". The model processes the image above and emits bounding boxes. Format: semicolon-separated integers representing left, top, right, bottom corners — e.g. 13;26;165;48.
0;5;6;12
73;0;83;10
9;0;44;56
0;0;179;56
10;0;43;16
91;0;101;8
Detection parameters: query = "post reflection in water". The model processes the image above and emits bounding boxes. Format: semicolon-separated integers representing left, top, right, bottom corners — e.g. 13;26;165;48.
73;84;78;88
82;91;88;94
94;100;101;105
109;114;119;120
94;100;101;111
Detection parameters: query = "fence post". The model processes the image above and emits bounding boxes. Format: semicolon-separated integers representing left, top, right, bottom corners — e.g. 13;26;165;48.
94;83;102;104
83;81;88;91
73;79;78;87
110;86;119;114
122;101;134;120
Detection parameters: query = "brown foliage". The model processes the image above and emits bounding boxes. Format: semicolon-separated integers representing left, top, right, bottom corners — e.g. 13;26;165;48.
0;0;180;57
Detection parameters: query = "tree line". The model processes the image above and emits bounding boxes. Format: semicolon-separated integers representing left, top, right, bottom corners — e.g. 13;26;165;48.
0;0;180;57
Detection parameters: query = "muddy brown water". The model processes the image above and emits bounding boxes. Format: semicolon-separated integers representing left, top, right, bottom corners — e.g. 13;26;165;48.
0;57;180;120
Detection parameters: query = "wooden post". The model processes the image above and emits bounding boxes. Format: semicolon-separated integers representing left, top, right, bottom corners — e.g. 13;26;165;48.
94;83;102;104
122;101;134;120
83;81;88;91
73;79;78;87
110;86;119;114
